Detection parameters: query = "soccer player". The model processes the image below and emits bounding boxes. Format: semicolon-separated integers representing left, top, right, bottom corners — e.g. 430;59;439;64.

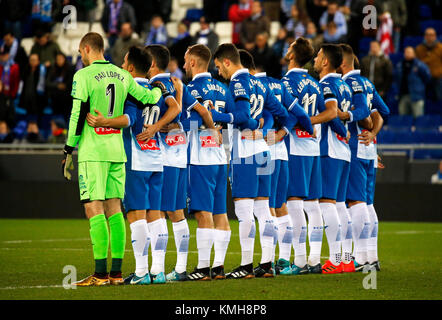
355;56;390;271
213;43;294;278
281;38;338;274
238;49;314;274
61;33;163;286
85;46;182;284
313;44;352;274
179;44;231;280
144;45;216;282
337;44;372;271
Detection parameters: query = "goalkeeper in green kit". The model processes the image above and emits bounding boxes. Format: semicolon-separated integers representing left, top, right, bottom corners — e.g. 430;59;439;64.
61;33;164;286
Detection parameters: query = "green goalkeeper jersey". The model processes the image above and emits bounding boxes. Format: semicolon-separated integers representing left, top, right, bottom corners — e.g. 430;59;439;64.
66;60;162;162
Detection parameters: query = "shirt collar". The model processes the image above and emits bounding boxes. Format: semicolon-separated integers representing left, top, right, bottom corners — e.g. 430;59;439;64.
231;68;249;81
92;60;109;65
319;72;341;83
342;69;361;80
134;77;149;84
254;72;267;78
286;67;309;75
192;72;212;81
149;72;170;84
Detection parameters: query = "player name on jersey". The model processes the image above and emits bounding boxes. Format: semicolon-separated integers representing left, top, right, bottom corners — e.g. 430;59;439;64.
94;71;125;83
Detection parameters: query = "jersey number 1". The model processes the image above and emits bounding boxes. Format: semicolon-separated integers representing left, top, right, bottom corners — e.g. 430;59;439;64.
106;83;116;117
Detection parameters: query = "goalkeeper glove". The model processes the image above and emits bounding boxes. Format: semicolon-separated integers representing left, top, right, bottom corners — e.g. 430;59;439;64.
152;81;172;99
62;145;74;181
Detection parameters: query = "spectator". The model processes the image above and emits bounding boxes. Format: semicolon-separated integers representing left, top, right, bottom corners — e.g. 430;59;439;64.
101;0;137;48
272;28;288;61
25;120;45;143
169;22;192;70
0;47;20;128
305;21;323;52
430;161;442;185
346;0;374;56
31;0;53;33
0;0;32;41
30;31;61;68
228;0;253;45
285;4;308;39
323;21;344;44
144;15;168;46
193;16;219;55
111;22;141;67
382;0;407;53
361;40;393;100
240;1;270;51
47;118;67;144
167;57;183;80
0;120;13;143
46;52;74;121
397;46;431;118
19;53;47;120
251;31;281;78
280;0;296;24
416;28;442;101
319;0;347;42
1;30;28;78
261;0;281;21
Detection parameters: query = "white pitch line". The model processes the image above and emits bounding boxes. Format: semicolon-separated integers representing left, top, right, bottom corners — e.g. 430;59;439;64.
2;238;90;244
0;285;64;290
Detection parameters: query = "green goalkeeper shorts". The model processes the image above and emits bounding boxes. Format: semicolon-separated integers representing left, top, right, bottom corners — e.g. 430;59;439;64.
78;161;125;202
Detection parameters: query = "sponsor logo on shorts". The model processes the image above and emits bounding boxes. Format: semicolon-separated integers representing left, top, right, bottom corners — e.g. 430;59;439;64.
200;135;219;148
138;139;160;151
166;133;186;146
94;127;121;135
295;128;312;138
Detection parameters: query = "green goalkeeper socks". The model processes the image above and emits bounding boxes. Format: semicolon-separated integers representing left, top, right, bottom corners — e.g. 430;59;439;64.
89;214;109;274
108;212;126;273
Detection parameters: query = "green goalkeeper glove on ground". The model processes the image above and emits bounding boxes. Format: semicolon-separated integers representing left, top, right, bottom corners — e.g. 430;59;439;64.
62;145;74;180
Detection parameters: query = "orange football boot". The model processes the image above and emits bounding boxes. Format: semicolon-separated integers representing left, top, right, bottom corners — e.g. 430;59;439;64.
321;260;343;274
341;260;356;273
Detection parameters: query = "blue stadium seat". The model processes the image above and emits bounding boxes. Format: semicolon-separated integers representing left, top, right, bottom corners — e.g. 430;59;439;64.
425;99;441;115
420;20;442;34
185;9;203;22
377;129;396;144
389;52;403;66
414;149;442;159
402;36;423;50
415;131;442;144
419;5;432;19
385;115;414;132
359;37;375;57
414;115;441;131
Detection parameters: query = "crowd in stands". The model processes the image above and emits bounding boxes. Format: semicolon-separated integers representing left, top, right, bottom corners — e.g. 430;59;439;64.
0;0;441;145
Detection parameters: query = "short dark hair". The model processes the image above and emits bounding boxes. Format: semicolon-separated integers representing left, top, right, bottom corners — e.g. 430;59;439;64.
145;44;170;71
353;54;360;69
293;37;314;67
321;44;343;70
213;43;240;65
339;43;354;64
80;32;104;52
238;49;256;70
127;46;152;75
187;44;212;68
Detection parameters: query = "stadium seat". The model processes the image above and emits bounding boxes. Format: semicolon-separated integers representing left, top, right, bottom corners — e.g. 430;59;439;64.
91;22;105;37
185;9;203;22
377;129;396;144
385;115;414;132
416;131;442;144
269;21;281;46
64;22;90;39
425;99;441;115
389;52;403;66
52;23;64;38
21;38;34;56
419;5;432;19
414;115;441;131
166;22;179;39
215;22;233;43
189;22;200;37
402;36;423;50
56;36;71;57
414;149;442;159
420;20;442;34
359;37;375;56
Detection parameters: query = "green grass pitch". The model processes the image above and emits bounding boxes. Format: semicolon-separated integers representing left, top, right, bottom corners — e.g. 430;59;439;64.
0;219;441;300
